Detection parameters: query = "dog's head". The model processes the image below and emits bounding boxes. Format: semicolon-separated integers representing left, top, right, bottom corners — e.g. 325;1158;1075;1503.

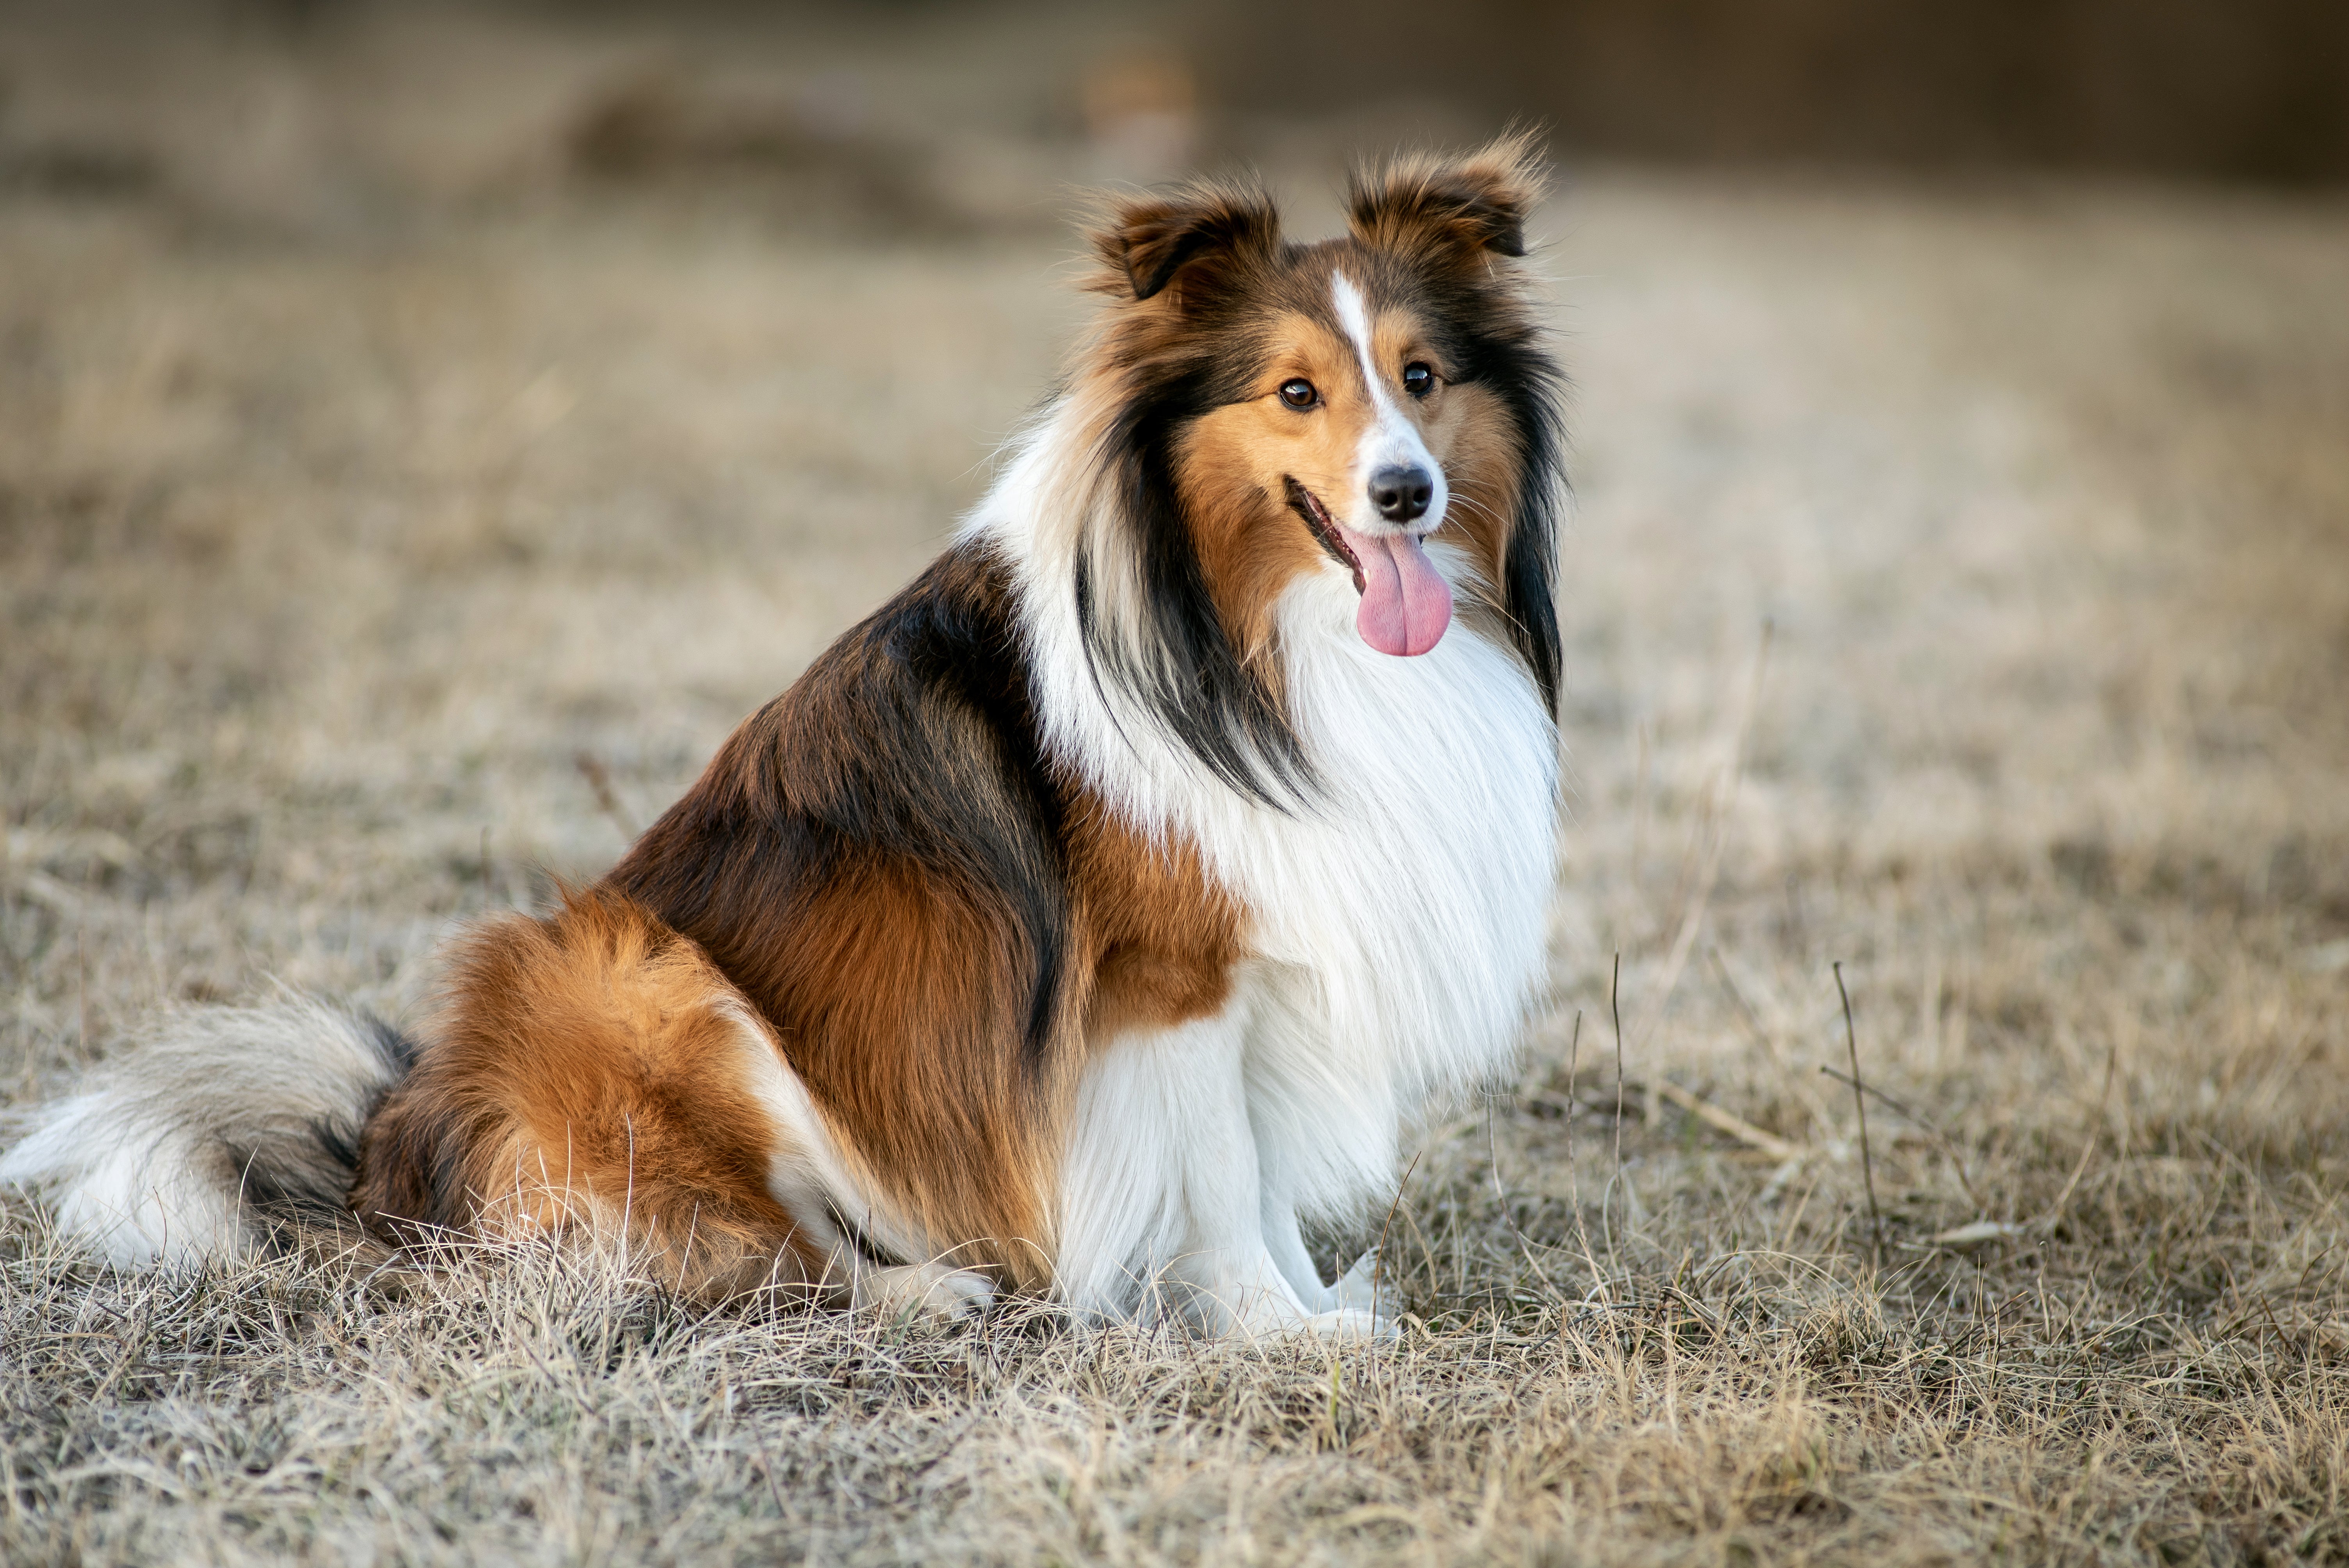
1064;136;1563;800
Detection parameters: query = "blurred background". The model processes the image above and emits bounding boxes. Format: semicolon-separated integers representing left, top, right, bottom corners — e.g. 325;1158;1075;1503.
3;0;2346;228
1214;0;2349;185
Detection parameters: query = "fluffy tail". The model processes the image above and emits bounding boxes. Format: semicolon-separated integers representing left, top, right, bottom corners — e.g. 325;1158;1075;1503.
0;996;415;1267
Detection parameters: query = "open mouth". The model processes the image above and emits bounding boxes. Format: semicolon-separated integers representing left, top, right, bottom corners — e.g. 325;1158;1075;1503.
1282;476;1453;658
1285;477;1363;591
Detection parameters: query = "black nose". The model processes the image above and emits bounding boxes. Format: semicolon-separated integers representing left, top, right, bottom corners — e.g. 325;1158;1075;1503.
1368;464;1433;524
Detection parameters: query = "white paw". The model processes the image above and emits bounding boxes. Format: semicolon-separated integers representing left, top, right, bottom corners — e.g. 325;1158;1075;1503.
1300;1306;1399;1342
846;1263;995;1323
922;1266;998;1320
1331;1249;1384;1311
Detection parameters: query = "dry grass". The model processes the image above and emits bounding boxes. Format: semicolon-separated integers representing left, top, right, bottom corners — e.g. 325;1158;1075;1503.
5;11;2349;1564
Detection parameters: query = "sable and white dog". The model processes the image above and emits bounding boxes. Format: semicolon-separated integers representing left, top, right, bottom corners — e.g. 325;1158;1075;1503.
2;139;1565;1339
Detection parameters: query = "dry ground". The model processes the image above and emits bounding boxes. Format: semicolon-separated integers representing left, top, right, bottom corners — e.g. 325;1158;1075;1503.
4;11;2349;1565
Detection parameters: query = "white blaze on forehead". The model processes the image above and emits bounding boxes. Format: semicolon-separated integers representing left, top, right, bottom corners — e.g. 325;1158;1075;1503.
1329;271;1444;533
1330;272;1389;413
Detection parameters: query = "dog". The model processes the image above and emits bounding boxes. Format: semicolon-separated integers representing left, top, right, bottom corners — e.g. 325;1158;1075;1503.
2;137;1564;1338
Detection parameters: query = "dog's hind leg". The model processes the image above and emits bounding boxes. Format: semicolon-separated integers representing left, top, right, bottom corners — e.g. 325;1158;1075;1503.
352;888;988;1317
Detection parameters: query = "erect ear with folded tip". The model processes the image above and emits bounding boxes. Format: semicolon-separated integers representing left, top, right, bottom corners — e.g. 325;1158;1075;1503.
1346;132;1546;263
1088;182;1281;305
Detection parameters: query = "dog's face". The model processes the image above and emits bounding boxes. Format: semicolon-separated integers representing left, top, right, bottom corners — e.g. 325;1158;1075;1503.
1084;139;1548;664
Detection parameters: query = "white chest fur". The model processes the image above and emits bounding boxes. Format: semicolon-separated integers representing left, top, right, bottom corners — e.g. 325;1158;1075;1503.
1166;557;1558;1100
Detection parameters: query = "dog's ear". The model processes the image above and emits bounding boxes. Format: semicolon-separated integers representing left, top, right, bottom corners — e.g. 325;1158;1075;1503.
1347;132;1544;262
1088;180;1281;305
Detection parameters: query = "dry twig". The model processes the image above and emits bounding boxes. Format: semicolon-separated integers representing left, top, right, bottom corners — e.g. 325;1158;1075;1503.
1835;961;1884;1258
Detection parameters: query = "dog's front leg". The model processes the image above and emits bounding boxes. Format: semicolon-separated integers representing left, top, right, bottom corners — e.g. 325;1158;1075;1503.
1060;998;1371;1336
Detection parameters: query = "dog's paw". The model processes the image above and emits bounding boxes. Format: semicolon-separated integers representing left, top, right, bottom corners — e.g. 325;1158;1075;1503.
928;1267;998;1320
1299;1305;1399;1342
848;1263;995;1324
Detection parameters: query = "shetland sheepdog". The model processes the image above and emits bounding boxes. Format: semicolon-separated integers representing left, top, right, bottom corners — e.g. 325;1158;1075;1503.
2;138;1563;1338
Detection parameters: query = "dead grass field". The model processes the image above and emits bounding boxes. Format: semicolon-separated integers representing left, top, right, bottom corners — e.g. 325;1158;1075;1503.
5;9;2349;1564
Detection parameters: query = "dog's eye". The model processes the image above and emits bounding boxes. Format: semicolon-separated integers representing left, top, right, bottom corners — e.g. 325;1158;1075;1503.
1402;362;1435;398
1278;379;1319;410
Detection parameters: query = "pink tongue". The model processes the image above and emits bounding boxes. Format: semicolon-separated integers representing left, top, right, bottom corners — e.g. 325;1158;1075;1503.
1340;527;1453;656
